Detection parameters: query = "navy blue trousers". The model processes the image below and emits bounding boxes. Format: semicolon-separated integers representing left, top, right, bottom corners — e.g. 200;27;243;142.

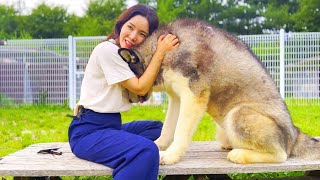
68;108;162;180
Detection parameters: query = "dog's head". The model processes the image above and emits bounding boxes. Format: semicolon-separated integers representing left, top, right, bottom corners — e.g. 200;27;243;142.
118;48;151;103
118;48;145;77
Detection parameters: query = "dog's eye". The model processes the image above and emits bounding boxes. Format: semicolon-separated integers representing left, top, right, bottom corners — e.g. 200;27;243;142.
131;54;139;64
131;56;135;63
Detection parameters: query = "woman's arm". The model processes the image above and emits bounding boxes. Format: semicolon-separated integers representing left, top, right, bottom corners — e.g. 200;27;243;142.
120;34;179;96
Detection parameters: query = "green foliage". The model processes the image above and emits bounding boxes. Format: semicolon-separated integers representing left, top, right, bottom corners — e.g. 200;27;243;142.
229;171;305;179
25;3;71;38
86;0;125;22
250;42;279;57
264;2;295;32
156;0;187;24
0;5;19;39
76;17;105;36
0;94;15;107
62;14;83;37
291;0;320;32
1;0;320;38
0;105;71;156
179;0;222;22
287;103;320;137
223;0;265;35
38;90;49;105
1;103;319;157
148;0;319;34
10;30;33;39
77;0;126;36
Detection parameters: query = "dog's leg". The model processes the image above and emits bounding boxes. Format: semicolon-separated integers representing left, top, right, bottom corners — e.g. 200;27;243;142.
224;105;288;164
159;89;209;165
155;93;180;150
227;148;287;164
215;124;232;150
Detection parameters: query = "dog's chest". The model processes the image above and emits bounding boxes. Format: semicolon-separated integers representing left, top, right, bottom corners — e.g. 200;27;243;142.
154;69;191;93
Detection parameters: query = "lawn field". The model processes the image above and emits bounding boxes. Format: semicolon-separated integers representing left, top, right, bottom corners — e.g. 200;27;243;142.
0;104;319;179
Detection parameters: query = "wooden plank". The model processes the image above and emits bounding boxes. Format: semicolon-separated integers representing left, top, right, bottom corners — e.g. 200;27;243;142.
0;139;320;177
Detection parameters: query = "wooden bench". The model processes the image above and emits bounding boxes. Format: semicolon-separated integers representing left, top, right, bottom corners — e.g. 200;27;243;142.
0;139;319;180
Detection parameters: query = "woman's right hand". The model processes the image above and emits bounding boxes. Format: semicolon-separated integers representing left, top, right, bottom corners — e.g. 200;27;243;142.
119;34;179;96
156;34;179;57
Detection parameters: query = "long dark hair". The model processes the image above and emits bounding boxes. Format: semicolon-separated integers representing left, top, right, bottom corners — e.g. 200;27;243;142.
105;4;159;43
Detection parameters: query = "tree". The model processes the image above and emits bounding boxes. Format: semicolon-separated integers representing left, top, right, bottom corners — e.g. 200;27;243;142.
77;0;126;36
219;0;263;34
0;5;19;38
178;0;222;24
156;0;187;24
291;0;320;32
139;0;265;35
262;0;299;32
1;0;319;38
62;14;82;36
25;3;70;38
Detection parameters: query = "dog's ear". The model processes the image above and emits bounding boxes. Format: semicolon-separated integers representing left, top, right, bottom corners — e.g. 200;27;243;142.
118;48;132;63
118;48;139;64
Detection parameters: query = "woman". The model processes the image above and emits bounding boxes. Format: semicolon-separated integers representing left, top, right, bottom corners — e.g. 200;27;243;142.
68;4;179;180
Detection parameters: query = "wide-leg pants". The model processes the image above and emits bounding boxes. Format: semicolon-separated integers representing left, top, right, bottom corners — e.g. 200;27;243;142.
68;108;163;180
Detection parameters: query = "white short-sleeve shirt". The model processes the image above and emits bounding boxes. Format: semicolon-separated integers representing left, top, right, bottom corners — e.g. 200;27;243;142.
77;40;136;113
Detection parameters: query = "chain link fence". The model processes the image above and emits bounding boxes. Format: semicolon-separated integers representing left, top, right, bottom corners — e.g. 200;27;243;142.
1;31;319;107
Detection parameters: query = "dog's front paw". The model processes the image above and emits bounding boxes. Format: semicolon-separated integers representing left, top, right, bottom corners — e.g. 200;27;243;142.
227;149;249;164
159;150;181;165
220;144;233;150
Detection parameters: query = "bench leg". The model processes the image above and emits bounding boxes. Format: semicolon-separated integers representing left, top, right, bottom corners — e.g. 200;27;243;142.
13;177;62;180
194;175;209;180
162;175;191;180
162;175;231;180
305;170;320;177
207;174;232;180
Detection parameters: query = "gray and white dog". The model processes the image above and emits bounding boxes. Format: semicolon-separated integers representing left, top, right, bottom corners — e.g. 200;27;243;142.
118;19;320;165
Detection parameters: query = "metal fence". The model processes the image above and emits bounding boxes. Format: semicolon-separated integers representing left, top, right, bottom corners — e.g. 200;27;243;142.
0;39;69;104
1;30;319;108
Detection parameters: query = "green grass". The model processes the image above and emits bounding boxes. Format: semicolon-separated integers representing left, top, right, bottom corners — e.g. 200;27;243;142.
0;103;319;180
122;105;216;141
287;105;320;137
0;105;71;156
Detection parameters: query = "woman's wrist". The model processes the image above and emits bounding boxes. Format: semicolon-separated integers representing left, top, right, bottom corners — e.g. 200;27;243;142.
153;50;165;62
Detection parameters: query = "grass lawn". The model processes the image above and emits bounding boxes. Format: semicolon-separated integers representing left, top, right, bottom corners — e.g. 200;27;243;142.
0;103;319;179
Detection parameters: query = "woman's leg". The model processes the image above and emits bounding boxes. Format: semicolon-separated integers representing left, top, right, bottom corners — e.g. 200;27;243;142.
69;111;160;180
72;129;159;180
122;120;163;141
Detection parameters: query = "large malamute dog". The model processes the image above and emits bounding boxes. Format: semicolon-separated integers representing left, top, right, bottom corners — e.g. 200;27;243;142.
118;19;320;165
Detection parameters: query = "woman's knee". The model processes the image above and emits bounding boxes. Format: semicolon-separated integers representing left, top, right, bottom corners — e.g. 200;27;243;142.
139;140;159;163
150;120;163;129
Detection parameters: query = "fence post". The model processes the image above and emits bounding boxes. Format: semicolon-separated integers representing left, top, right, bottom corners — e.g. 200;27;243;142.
68;35;75;109
23;53;27;103
72;37;77;109
279;29;285;99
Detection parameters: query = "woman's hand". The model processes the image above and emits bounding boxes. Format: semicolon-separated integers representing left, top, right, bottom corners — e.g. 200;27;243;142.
155;34;179;57
119;34;179;96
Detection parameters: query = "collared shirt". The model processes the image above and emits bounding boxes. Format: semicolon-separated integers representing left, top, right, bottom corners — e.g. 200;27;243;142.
77;40;135;113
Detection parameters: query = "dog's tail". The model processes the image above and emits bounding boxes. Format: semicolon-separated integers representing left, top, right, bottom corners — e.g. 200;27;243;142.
290;130;320;160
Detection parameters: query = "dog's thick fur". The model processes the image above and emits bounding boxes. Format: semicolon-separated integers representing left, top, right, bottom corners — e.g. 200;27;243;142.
119;19;320;165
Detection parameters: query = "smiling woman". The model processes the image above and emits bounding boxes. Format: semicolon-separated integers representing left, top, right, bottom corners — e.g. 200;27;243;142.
68;4;178;180
119;15;149;49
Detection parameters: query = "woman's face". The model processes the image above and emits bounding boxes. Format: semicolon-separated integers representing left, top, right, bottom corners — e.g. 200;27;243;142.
119;15;149;49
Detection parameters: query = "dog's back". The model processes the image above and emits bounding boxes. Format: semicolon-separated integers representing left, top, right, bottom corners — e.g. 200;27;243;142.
160;19;283;112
